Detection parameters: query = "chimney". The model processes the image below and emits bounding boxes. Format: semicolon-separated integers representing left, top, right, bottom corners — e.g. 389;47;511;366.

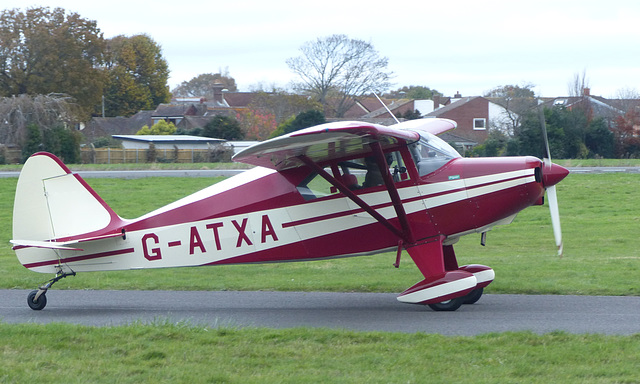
583;87;590;96
433;95;441;108
454;91;462;98
211;82;225;104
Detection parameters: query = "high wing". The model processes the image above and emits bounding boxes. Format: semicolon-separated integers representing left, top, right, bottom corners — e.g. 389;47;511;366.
232;121;420;170
390;118;457;136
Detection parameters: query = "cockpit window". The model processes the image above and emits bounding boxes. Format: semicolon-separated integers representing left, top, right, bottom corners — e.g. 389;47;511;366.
410;131;461;177
296;150;408;200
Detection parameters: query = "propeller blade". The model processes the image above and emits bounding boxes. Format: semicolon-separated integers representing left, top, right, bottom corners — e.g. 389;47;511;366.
546;184;563;257
539;102;564;256
538;104;552;161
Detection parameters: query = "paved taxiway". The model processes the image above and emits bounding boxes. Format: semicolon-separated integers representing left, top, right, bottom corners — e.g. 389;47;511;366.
2;290;639;335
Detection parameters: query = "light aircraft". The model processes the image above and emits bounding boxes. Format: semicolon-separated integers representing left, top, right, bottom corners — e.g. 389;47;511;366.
12;118;568;311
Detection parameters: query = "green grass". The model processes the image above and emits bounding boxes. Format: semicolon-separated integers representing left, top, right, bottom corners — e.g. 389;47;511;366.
2;174;640;383
0;162;253;172
1;173;639;295
1;158;639;172
0;323;639;383
555;158;640;167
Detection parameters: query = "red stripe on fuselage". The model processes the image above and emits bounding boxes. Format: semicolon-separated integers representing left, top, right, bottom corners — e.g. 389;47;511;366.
22;248;135;269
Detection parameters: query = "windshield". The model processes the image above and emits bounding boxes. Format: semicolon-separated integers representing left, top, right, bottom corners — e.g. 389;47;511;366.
409;131;461;176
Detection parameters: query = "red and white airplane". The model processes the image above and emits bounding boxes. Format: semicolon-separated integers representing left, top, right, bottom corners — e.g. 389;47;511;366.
12;118;568;311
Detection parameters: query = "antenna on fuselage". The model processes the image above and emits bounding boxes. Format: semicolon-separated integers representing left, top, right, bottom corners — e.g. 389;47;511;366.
374;93;400;124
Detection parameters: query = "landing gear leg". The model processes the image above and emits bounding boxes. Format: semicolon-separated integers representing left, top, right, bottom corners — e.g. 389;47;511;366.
27;269;76;310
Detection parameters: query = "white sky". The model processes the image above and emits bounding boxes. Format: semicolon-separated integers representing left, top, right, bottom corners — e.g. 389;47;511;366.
6;0;640;98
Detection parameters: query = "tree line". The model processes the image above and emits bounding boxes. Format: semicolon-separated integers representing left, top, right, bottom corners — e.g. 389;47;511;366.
470;84;639;159
1;7;638;164
0;7;170;119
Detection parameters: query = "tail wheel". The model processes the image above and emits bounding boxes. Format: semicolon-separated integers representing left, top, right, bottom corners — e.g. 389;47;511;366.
27;290;47;311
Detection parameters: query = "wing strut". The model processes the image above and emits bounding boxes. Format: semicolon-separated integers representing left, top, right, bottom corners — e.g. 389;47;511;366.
370;142;415;244
298;146;415;245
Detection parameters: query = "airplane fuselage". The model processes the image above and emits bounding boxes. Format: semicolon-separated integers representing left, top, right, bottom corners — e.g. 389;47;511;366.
18;155;547;273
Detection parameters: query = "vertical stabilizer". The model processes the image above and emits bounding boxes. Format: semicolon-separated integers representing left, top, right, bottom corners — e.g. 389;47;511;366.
13;152;120;243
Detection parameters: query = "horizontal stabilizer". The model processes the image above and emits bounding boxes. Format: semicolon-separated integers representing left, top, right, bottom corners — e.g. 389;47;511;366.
11;240;84;251
11;232;126;251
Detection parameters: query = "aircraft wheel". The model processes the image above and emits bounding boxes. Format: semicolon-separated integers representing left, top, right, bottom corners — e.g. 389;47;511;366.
27;290;47;311
428;297;464;311
463;287;484;305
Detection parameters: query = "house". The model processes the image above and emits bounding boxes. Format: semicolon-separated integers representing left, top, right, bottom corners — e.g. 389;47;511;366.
151;103;204;126
540;88;629;124
84;111;154;143
112;135;225;150
423;95;491;144
86;84;258;142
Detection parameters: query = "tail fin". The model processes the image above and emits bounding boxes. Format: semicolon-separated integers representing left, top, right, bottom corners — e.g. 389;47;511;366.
12;152;123;271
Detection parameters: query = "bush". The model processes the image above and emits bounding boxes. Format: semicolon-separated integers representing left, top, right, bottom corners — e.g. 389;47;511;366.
203;115;244;140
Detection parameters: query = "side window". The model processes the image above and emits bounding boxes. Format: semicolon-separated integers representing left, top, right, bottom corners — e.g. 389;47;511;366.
297;169;336;201
296;151;408;200
410;132;461;177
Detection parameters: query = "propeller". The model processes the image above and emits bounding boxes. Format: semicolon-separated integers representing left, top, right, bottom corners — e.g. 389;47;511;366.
538;105;565;257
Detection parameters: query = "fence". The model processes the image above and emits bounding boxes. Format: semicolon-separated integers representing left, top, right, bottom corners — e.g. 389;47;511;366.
2;147;232;164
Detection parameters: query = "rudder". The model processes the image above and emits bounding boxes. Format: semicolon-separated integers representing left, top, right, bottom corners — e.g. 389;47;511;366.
12;152;123;271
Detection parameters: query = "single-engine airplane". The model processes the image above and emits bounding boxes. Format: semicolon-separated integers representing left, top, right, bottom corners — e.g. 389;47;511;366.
12;118;568;311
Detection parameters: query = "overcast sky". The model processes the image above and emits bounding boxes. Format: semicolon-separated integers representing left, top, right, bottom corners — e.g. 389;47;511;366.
6;0;640;98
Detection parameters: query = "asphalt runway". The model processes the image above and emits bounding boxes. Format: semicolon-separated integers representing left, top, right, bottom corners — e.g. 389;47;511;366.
2;290;639;335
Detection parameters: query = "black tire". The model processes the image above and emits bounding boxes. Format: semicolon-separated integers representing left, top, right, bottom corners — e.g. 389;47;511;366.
428;297;464;311
27;290;47;310
463;287;484;305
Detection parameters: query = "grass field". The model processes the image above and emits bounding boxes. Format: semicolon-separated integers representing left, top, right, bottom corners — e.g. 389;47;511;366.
1;172;639;295
1;171;639;383
1;323;639;383
1;157;640;171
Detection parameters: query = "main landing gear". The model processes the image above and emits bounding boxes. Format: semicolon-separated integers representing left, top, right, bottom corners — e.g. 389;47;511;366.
27;269;76;310
427;287;484;311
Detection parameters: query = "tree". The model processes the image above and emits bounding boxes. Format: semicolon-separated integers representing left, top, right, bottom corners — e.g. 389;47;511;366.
0;93;81;148
385;86;442;99
484;84;537;135
171;70;237;97
270;110;326;138
287;34;393;118
546;105;588;159
203;115;244;140
468;130;509;157
0;7;107;116
516;108;564;159
612;109;640;158
402;109;422;120
235;109;277;140
585;117;615;158
568;70;590;97
136;120;176;135
512;106;612;159
249;90;322;124
104;34;171;117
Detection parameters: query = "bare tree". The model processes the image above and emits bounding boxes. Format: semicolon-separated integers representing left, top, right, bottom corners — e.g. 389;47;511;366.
287;34;393;118
484;83;538;135
0;93;80;147
612;87;640;114
568;70;590;97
